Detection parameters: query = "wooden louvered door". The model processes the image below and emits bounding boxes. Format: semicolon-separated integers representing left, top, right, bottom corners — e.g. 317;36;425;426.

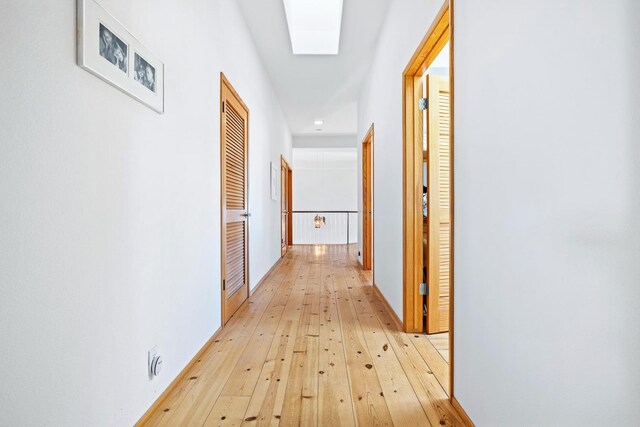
426;74;451;334
362;127;373;271
280;157;290;257
221;75;250;325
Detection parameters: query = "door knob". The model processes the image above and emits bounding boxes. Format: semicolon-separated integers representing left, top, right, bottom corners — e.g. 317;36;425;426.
241;212;252;217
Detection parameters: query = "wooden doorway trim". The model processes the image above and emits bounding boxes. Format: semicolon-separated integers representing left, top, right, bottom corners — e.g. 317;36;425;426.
402;0;456;396
362;124;374;271
220;72;250;326
280;155;292;257
402;0;450;334
287;167;292;246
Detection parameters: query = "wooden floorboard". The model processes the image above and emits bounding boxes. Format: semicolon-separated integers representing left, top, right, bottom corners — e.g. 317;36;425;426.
140;245;467;427
426;333;449;363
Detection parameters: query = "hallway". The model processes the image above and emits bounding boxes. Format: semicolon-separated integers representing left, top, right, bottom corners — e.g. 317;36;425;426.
141;245;464;426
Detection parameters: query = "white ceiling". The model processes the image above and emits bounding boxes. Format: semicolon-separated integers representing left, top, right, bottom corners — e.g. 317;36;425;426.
237;0;391;136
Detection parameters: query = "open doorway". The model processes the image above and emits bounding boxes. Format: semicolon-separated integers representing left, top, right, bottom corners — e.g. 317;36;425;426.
402;0;455;398
290;147;358;246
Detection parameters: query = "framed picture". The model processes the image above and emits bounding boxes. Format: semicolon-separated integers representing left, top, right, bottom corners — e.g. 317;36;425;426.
77;0;164;113
270;162;278;201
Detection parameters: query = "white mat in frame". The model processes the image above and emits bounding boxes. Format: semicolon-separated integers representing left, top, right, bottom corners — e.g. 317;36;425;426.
77;0;164;113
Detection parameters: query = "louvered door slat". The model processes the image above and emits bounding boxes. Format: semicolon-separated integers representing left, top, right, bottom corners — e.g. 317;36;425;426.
225;222;246;296
225;102;246;211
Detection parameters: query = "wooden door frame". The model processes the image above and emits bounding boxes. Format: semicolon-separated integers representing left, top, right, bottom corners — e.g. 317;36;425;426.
361;124;374;272
220;72;250;327
287;166;293;246
402;0;456;397
280;155;292;256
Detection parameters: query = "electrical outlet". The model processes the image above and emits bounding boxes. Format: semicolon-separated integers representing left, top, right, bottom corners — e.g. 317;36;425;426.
148;347;157;378
148;347;162;378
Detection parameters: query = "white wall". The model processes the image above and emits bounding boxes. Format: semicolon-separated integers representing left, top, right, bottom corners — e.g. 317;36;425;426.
292;148;358;244
359;0;640;424
454;0;640;425
293;148;358;211
0;1;290;425
293;134;357;148
356;0;445;317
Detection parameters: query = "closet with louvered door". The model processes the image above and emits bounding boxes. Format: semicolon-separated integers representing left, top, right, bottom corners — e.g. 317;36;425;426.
220;74;250;325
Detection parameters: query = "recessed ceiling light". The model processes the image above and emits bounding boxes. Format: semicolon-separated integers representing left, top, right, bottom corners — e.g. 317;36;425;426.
283;0;344;55
314;120;324;126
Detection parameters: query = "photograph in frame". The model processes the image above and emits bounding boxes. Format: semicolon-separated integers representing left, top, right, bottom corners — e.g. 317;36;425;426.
77;0;164;113
98;23;128;74
134;53;157;93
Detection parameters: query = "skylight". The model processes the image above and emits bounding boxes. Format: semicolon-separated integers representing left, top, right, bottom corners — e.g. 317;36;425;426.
283;0;344;55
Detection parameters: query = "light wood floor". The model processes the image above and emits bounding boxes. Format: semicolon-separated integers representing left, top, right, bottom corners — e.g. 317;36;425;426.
141;245;465;426
427;333;450;363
